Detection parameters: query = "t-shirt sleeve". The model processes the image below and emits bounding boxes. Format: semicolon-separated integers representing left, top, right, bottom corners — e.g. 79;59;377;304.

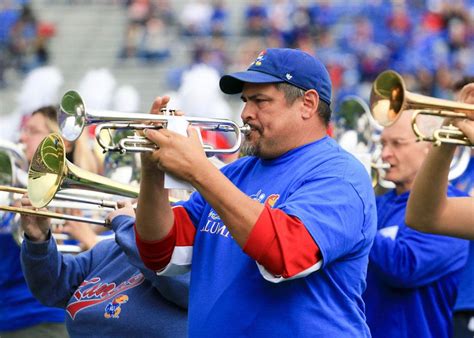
280;176;368;268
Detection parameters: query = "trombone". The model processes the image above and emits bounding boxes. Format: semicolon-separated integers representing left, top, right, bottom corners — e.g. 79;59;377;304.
370;70;474;146
28;133;139;209
0;185;118;226
59;90;251;154
0;133;179;226
0;133;139;227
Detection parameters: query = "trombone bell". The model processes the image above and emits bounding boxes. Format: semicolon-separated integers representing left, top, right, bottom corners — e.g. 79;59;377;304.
28;133;139;208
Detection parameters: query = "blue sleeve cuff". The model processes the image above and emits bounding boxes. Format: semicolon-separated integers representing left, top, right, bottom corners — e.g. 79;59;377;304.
23;230;55;256
111;215;135;232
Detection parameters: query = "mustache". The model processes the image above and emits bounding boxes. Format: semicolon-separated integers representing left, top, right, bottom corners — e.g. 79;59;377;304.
244;123;261;134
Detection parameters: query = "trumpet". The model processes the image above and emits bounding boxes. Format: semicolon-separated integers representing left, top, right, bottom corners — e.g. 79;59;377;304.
370;70;474;146
59;90;251;154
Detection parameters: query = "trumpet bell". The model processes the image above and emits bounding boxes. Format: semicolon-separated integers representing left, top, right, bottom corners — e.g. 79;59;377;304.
369;70;405;127
59;90;87;142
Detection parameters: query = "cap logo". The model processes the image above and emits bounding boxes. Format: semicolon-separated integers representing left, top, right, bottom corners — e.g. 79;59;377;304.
251;50;267;67
285;73;292;80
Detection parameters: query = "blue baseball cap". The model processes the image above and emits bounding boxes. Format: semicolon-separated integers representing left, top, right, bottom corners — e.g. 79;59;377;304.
219;48;332;105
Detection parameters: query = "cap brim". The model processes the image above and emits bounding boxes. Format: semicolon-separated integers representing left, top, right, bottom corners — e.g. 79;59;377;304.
219;70;283;94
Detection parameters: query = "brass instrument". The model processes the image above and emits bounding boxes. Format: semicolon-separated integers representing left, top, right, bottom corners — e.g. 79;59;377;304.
370;70;474;146
0;133;179;228
0;185;118;226
335;96;394;190
0;140;28;186
0;132;138;229
59;90;251;154
28;133;139;208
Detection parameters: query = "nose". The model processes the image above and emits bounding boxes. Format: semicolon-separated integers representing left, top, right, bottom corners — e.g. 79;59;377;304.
240;102;256;123
19;130;28;144
381;144;392;162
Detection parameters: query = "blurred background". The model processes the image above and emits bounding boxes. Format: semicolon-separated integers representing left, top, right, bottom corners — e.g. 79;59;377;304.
0;0;472;125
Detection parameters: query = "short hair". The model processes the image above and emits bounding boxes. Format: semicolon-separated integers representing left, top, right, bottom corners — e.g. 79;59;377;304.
275;82;332;126
453;76;474;92
31;105;59;133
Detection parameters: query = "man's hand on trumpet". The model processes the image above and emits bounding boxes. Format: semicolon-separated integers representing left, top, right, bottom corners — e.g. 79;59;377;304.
142;96;210;183
140;95;171;174
454;83;474;143
20;195;50;242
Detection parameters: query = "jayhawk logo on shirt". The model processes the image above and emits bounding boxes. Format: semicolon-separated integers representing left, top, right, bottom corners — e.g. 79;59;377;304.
104;295;129;319
66;273;144;320
265;194;280;207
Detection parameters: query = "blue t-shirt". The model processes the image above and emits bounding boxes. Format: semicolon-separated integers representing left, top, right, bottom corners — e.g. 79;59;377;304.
0;213;65;332
180;136;377;337
455;241;474;312
364;187;469;338
451;155;474;312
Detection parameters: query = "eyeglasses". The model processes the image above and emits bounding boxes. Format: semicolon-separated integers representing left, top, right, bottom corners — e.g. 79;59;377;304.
381;138;419;150
21;127;50;137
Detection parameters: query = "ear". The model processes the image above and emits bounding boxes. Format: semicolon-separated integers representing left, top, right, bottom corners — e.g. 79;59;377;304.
301;89;319;120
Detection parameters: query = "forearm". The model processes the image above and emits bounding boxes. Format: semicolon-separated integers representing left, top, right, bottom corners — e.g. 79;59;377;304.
113;215;189;309
190;160;264;248
21;233;77;307
406;144;455;231
135;167;174;241
73;133;99;174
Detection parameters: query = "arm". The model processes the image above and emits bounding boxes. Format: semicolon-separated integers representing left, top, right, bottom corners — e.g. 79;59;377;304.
406;83;474;239
21;232;93;308
406;144;474;239
369;226;468;288
71;131;101;174
143;126;264;247
110;213;189;309
135;98;262;253
134;97;176;244
19;196;92;307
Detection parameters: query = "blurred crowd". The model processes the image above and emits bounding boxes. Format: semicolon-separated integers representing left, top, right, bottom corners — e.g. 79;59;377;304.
0;0;55;88
119;0;473;105
0;0;473;106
